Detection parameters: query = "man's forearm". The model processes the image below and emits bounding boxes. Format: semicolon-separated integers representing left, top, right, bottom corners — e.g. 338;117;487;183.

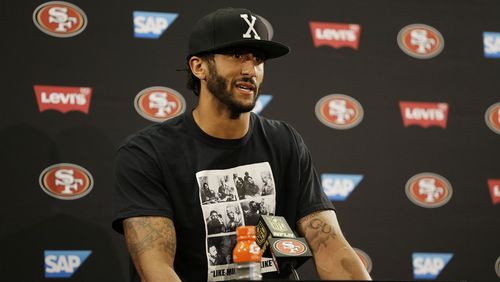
124;216;181;282
298;211;371;280
313;244;371;280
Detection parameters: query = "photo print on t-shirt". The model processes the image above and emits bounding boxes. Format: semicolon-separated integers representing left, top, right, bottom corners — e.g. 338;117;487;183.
207;235;237;266
196;162;277;281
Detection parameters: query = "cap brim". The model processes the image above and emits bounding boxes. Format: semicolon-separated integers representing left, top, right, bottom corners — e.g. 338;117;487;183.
191;39;290;59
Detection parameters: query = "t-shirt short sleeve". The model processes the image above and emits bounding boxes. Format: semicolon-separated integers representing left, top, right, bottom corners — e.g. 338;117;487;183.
289;125;335;222
112;137;173;234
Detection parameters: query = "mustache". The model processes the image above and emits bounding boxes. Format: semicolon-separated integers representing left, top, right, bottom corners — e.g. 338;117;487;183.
233;76;257;88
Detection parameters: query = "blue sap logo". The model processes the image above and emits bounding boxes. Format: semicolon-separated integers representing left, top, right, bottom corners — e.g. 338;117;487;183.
412;253;453;280
321;174;363;201
483;32;500;58
251;95;273;115
44;250;92;278
133;11;178;39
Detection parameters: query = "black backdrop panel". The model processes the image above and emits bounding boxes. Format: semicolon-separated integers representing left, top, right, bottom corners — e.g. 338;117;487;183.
2;0;499;281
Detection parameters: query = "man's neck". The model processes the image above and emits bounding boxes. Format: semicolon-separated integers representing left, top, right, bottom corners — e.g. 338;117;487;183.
192;96;251;139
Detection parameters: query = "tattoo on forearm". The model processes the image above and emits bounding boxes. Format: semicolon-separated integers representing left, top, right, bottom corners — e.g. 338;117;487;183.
124;217;176;259
300;213;337;250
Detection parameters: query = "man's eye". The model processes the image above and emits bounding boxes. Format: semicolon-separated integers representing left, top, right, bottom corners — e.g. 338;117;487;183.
231;53;242;59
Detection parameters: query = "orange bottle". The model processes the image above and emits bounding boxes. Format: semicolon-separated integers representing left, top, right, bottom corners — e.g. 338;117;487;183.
233;226;262;280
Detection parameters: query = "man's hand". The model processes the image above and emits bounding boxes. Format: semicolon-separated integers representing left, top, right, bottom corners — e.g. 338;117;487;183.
124;216;181;282
297;210;372;280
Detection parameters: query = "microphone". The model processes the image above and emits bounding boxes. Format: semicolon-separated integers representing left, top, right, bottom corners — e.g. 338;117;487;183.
255;215;312;280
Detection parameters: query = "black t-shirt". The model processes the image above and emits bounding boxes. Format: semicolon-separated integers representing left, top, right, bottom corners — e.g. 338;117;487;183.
112;111;334;282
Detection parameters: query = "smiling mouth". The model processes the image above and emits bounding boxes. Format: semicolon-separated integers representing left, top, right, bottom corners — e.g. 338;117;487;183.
235;81;256;94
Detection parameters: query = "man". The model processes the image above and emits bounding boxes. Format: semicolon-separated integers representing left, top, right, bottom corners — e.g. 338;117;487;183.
112;7;371;282
206;210;226;235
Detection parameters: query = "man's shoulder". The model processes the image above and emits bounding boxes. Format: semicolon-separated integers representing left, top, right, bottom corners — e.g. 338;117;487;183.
253;113;299;140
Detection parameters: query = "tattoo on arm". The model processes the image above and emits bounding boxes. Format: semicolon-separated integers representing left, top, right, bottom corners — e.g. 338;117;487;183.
299;212;337;251
123;217;176;261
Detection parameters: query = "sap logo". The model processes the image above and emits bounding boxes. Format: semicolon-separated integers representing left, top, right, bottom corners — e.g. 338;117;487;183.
252;95;273;115
45;250;91;278
412;253;453;280
321;174;363;201
483;32;500;58
133;11;178;39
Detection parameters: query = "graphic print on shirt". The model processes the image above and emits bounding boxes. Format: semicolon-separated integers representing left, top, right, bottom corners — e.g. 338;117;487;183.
196;162;277;281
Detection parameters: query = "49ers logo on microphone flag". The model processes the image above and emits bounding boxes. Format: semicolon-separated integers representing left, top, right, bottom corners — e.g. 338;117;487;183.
315;94;364;129
397;24;444;59
272;239;308;256
34;85;93;114
33;1;87;38
405;173;452;208
39;163;94;200
134;86;186;122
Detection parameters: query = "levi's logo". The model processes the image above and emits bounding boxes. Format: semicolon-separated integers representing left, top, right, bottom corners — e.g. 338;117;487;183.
399;101;449;128
309;22;361;49
488;179;500;205
34;85;92;114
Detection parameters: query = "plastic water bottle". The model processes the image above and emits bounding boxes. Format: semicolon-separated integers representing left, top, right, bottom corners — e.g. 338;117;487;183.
233;226;262;280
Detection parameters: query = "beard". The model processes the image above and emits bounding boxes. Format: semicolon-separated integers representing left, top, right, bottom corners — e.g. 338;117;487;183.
206;61;261;119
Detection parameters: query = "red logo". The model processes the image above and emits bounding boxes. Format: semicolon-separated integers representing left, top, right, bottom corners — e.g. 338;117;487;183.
273;239;307;256
34;85;92;114
353;248;372;273
39;163;94;200
488;179;500;205
315;94;363;129
33;1;87;38
485;102;500;134
134;86;186;122
399;101;449;128
309;22;361;49
406;173;452;208
397;24;444;59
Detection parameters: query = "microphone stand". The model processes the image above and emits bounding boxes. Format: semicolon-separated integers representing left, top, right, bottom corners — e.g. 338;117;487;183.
289;261;300;280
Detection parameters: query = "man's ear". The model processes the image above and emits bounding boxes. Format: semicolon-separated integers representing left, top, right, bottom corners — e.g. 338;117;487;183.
189;56;206;80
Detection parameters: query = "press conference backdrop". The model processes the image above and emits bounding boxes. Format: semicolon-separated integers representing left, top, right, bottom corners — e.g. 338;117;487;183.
2;0;499;281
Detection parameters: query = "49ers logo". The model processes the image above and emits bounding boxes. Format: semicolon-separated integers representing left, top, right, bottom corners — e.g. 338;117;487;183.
273;239;307;256
485;102;500;134
33;1;87;38
39;163;94;200
134;86;186;122
397;24;444;59
315;94;363;129
406;173;452;208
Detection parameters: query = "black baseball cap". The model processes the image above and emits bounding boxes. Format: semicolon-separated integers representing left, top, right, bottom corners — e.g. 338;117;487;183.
187;8;290;60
